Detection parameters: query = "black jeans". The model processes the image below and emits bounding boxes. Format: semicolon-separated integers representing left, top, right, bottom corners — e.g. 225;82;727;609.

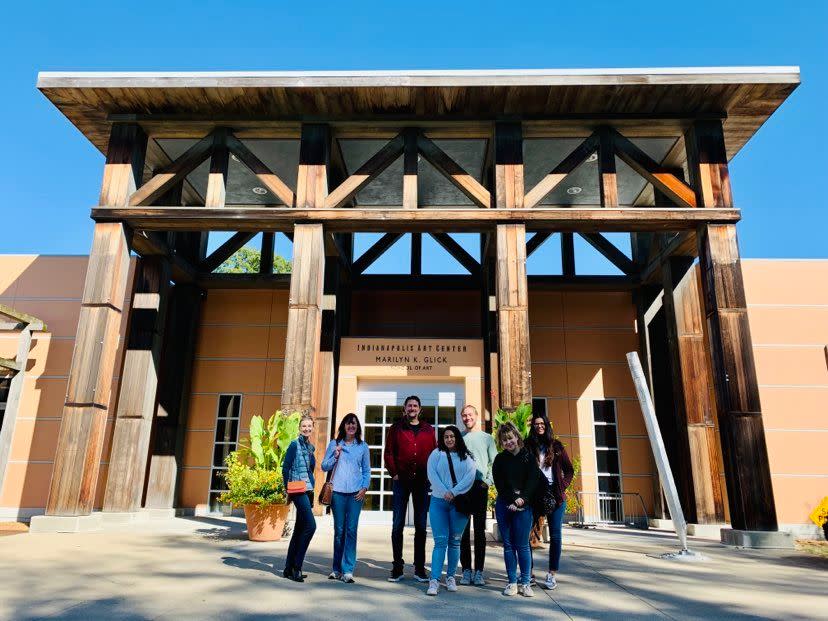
285;491;317;572
391;477;430;572
460;481;489;572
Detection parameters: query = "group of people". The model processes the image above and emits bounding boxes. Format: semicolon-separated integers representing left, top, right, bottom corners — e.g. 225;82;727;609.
280;396;574;598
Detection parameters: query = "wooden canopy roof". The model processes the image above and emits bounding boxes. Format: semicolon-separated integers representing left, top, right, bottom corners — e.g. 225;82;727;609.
38;67;799;160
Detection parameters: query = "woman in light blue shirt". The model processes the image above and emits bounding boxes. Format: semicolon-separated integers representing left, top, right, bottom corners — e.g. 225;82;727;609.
321;413;371;584
425;425;476;596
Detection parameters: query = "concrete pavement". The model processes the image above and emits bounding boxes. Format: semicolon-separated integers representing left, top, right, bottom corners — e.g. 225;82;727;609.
0;516;825;620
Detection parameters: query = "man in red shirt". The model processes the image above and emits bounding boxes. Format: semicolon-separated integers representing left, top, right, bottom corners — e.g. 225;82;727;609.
384;395;436;582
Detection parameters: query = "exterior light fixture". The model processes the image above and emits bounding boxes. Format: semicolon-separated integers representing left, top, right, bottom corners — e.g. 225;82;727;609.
587;152;598;163
566;187;583;195
252;187;268;195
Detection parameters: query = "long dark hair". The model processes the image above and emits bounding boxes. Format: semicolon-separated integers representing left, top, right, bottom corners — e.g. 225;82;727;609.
335;412;363;444
438;425;470;460
525;413;556;468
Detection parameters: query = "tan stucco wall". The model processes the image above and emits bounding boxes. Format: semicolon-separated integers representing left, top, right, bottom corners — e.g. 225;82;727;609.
179;289;288;511
743;260;828;529
529;291;656;516
0;255;131;520
1;255;824;530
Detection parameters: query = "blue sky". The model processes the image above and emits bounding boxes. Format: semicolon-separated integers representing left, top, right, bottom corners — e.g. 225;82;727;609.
1;1;825;275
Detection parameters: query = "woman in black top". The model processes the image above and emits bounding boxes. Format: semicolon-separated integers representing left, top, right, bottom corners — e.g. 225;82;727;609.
492;422;539;598
526;413;574;591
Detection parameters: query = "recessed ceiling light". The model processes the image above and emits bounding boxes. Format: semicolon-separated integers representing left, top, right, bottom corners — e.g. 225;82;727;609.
252;187;268;195
586;152;598;163
566;186;582;195
230;153;240;163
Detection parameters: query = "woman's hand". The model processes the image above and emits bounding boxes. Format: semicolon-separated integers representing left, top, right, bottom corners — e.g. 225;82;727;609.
514;497;525;508
355;487;367;501
443;491;455;501
334;444;343;459
508;503;519;512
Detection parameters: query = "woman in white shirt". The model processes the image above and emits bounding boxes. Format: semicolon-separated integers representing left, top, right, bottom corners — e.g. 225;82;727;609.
425;425;476;596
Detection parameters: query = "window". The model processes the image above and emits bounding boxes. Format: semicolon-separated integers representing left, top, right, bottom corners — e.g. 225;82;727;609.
208;394;242;512
532;397;547;418
0;378;10;431
593;400;622;521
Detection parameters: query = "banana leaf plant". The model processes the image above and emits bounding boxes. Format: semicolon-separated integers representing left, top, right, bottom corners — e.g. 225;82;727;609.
493;401;533;448
236;410;302;471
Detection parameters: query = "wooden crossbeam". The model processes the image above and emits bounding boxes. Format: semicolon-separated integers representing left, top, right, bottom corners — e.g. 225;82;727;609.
0;357;21;372
640;231;697;283
324;233;352;274
598;128;619;207
524;132;600;208
526;231;552;258
612;129;697;208
95;206;741;233
417;134;491;208
352;233;403;273
561;232;575;276
227;134;296;207
579;233;635;275
430;233;480;275
0;303;45;330
200;232;257;272
129;231;197;283
325;133;404;209
129;132;216;206
260;232;275;275
411;232;422;275
403;128;419;210
205;128;230;208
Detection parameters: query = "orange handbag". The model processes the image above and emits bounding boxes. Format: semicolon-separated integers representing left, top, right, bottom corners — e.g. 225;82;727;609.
287;480;307;494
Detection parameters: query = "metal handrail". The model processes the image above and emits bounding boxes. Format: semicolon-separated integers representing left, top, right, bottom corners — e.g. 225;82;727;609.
572;491;649;530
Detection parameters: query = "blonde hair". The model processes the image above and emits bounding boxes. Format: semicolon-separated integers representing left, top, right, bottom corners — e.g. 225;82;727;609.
496;422;523;449
299;413;315;426
460;404;479;417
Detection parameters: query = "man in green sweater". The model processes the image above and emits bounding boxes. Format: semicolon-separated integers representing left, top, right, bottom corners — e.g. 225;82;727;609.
458;404;497;586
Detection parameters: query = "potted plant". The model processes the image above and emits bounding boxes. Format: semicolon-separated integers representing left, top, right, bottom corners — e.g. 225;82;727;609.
220;410;301;541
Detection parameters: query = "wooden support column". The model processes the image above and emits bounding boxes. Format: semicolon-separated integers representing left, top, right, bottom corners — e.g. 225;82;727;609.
144;284;204;509
687;119;777;531
663;259;725;523
46;124;146;516
102;257;170;512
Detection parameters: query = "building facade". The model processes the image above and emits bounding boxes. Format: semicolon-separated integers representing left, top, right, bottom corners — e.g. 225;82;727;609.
0;68;822;538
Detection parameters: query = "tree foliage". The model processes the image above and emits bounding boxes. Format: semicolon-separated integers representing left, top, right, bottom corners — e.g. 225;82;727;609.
216;246;292;274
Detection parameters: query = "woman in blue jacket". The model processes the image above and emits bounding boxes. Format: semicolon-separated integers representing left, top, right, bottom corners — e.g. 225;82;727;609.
281;413;317;582
321;413;371;583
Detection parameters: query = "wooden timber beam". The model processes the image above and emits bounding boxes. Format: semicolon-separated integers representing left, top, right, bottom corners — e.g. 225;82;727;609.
129;131;215;206
200;232;257;273
561;232;575;277
0;304;46;331
325;132;404;209
226;134;296;207
46;124;146;517
599;128;619;208
205;128;230;208
612;128;697;208
0;357;21;372
324;232;352;274
417;133;491;208
352;233;403;274
129;230;197;283
410;232;422;275
430;233;480;275
685;120;733;208
296;124;330;210
579;232;635;275
526;231;552;258
403;129;418;210
640;231;697;284
94;206;741;233
494;122;524;210
524;132;599;209
260;232;275;275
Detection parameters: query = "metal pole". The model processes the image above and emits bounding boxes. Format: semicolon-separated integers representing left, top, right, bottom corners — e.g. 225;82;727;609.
626;351;689;552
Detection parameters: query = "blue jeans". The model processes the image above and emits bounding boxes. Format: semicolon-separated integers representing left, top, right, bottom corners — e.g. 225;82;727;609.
285;492;317;572
495;499;533;585
429;496;469;581
391;478;430;572
547;503;565;572
331;491;364;575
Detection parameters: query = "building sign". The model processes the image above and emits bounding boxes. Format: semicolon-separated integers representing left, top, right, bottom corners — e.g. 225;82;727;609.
340;338;483;376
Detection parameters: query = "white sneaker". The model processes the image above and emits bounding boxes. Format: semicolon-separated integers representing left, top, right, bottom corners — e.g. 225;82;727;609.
473;570;486;586
341;573;355;583
328;571;341;580
445;576;457;592
459;569;472;585
522;584;535;598
543;572;557;590
427;579;440;596
502;583;518;596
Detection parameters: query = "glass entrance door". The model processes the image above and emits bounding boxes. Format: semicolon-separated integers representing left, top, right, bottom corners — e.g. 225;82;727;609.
357;382;464;519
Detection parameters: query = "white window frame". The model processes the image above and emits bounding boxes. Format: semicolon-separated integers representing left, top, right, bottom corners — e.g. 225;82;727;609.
208;393;243;512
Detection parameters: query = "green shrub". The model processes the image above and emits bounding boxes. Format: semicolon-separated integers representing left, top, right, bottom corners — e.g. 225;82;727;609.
219;452;286;506
492;402;533;447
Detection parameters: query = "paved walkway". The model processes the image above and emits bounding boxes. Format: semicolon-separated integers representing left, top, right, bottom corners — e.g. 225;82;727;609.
0;517;825;620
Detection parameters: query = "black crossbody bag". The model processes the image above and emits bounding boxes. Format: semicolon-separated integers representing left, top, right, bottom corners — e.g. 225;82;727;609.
445;452;474;516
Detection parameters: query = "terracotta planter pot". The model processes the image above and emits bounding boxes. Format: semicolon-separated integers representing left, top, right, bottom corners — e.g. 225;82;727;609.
244;503;290;541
